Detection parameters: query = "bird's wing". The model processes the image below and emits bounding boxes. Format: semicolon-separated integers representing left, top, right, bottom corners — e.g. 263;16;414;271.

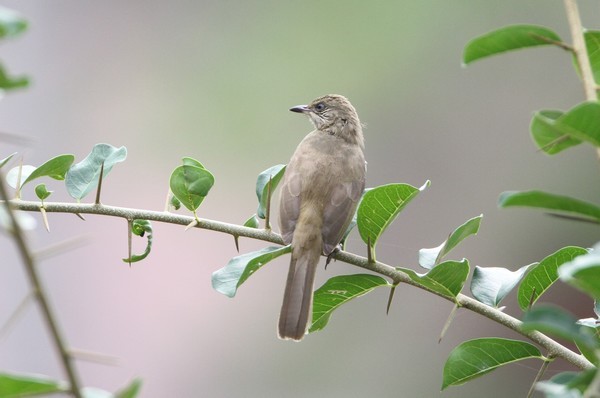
279;168;302;245
321;175;365;255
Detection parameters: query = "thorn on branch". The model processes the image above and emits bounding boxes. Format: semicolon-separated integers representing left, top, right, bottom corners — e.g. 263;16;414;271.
94;161;104;205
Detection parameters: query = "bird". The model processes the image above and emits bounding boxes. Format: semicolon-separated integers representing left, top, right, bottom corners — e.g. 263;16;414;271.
278;94;366;341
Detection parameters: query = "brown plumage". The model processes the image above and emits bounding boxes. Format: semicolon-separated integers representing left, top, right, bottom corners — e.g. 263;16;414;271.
278;94;366;341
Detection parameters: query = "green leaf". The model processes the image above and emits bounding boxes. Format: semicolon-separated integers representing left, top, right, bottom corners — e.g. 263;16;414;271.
463;24;562;65
243;214;260;228
585;31;600;85
530;110;582;154
22;154;75;187
169;164;214;213
169;194;181;210
551;101;600;147
559;244;600;300
471;264;532;308
0;64;28;90
0;7;27;39
256;164;286;219
0;372;67;397
309;274;389;333
398;259;470;301
535;370;593;397
65;143;127;200
0;152;16;169
499;190;600;223
34;183;52;201
518;246;588;311
522;305;599;351
442;338;543;389
357;181;429;255
115;378;142;398
182;157;206;168
212;245;291;298
122;220;153;263
419;214;482;269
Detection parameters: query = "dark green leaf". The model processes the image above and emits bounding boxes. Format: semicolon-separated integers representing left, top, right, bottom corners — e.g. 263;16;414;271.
0;7;27;39
442;338;543;389
559;245;600;300
310;274;389;333
243;214;260;229
212;245;291;298
419;214;482;269
585;31;600;85
115;378;142;398
357;181;429;255
530;110;581;154
256;164;286;219
122;220;152;263
0;64;28;90
398;259;470;301
65;143;127;200
34;183;52;201
0;152;16;169
518;246;588;311
499;190;600;223
169;164;214;213
22;154;75;187
522;305;599;351
0;372;67;397
471;264;531;308
463;24;562;65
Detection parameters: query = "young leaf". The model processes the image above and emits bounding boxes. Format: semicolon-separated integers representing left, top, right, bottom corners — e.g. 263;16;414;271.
522;306;599;352
65;144;127;200
530;110;581;154
182;157;206;168
21;154;75;187
122;220;153;264
34;183;52;201
419;214;482;269
0;7;27;39
115;378;142;398
169;165;214;213
212;245;291;298
0;152;16;169
6;165;35;189
463;24;562;65
471;264;531;308
536;370;595;398
0;64;28;90
0;372;67;397
499;190;600;223
558;244;600;300
518;246;588;311
442;338;543;389
256;164;286;219
398;259;470;301
243;214;260;229
309;274;389;333
357;181;429;256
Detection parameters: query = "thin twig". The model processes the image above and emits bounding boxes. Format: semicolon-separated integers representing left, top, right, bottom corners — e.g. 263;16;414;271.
6;198;595;371
0;189;83;397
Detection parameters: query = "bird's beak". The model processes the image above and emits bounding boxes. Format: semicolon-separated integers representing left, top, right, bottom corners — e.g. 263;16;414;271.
290;105;310;113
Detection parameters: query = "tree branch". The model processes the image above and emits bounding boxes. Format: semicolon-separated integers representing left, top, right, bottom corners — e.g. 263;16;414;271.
7;199;595;371
0;195;83;397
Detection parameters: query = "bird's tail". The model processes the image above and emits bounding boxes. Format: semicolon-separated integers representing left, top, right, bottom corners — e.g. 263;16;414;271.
278;210;322;341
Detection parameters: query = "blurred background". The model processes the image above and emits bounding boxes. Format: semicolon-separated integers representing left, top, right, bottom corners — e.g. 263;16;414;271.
0;1;599;397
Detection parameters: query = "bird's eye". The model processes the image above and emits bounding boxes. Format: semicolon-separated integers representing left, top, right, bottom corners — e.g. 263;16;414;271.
314;102;326;112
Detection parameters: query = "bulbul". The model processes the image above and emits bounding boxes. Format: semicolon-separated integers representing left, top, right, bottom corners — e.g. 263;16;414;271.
278;94;366;341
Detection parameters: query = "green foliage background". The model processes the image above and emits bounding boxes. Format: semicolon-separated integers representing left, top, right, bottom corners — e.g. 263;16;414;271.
1;1;598;397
